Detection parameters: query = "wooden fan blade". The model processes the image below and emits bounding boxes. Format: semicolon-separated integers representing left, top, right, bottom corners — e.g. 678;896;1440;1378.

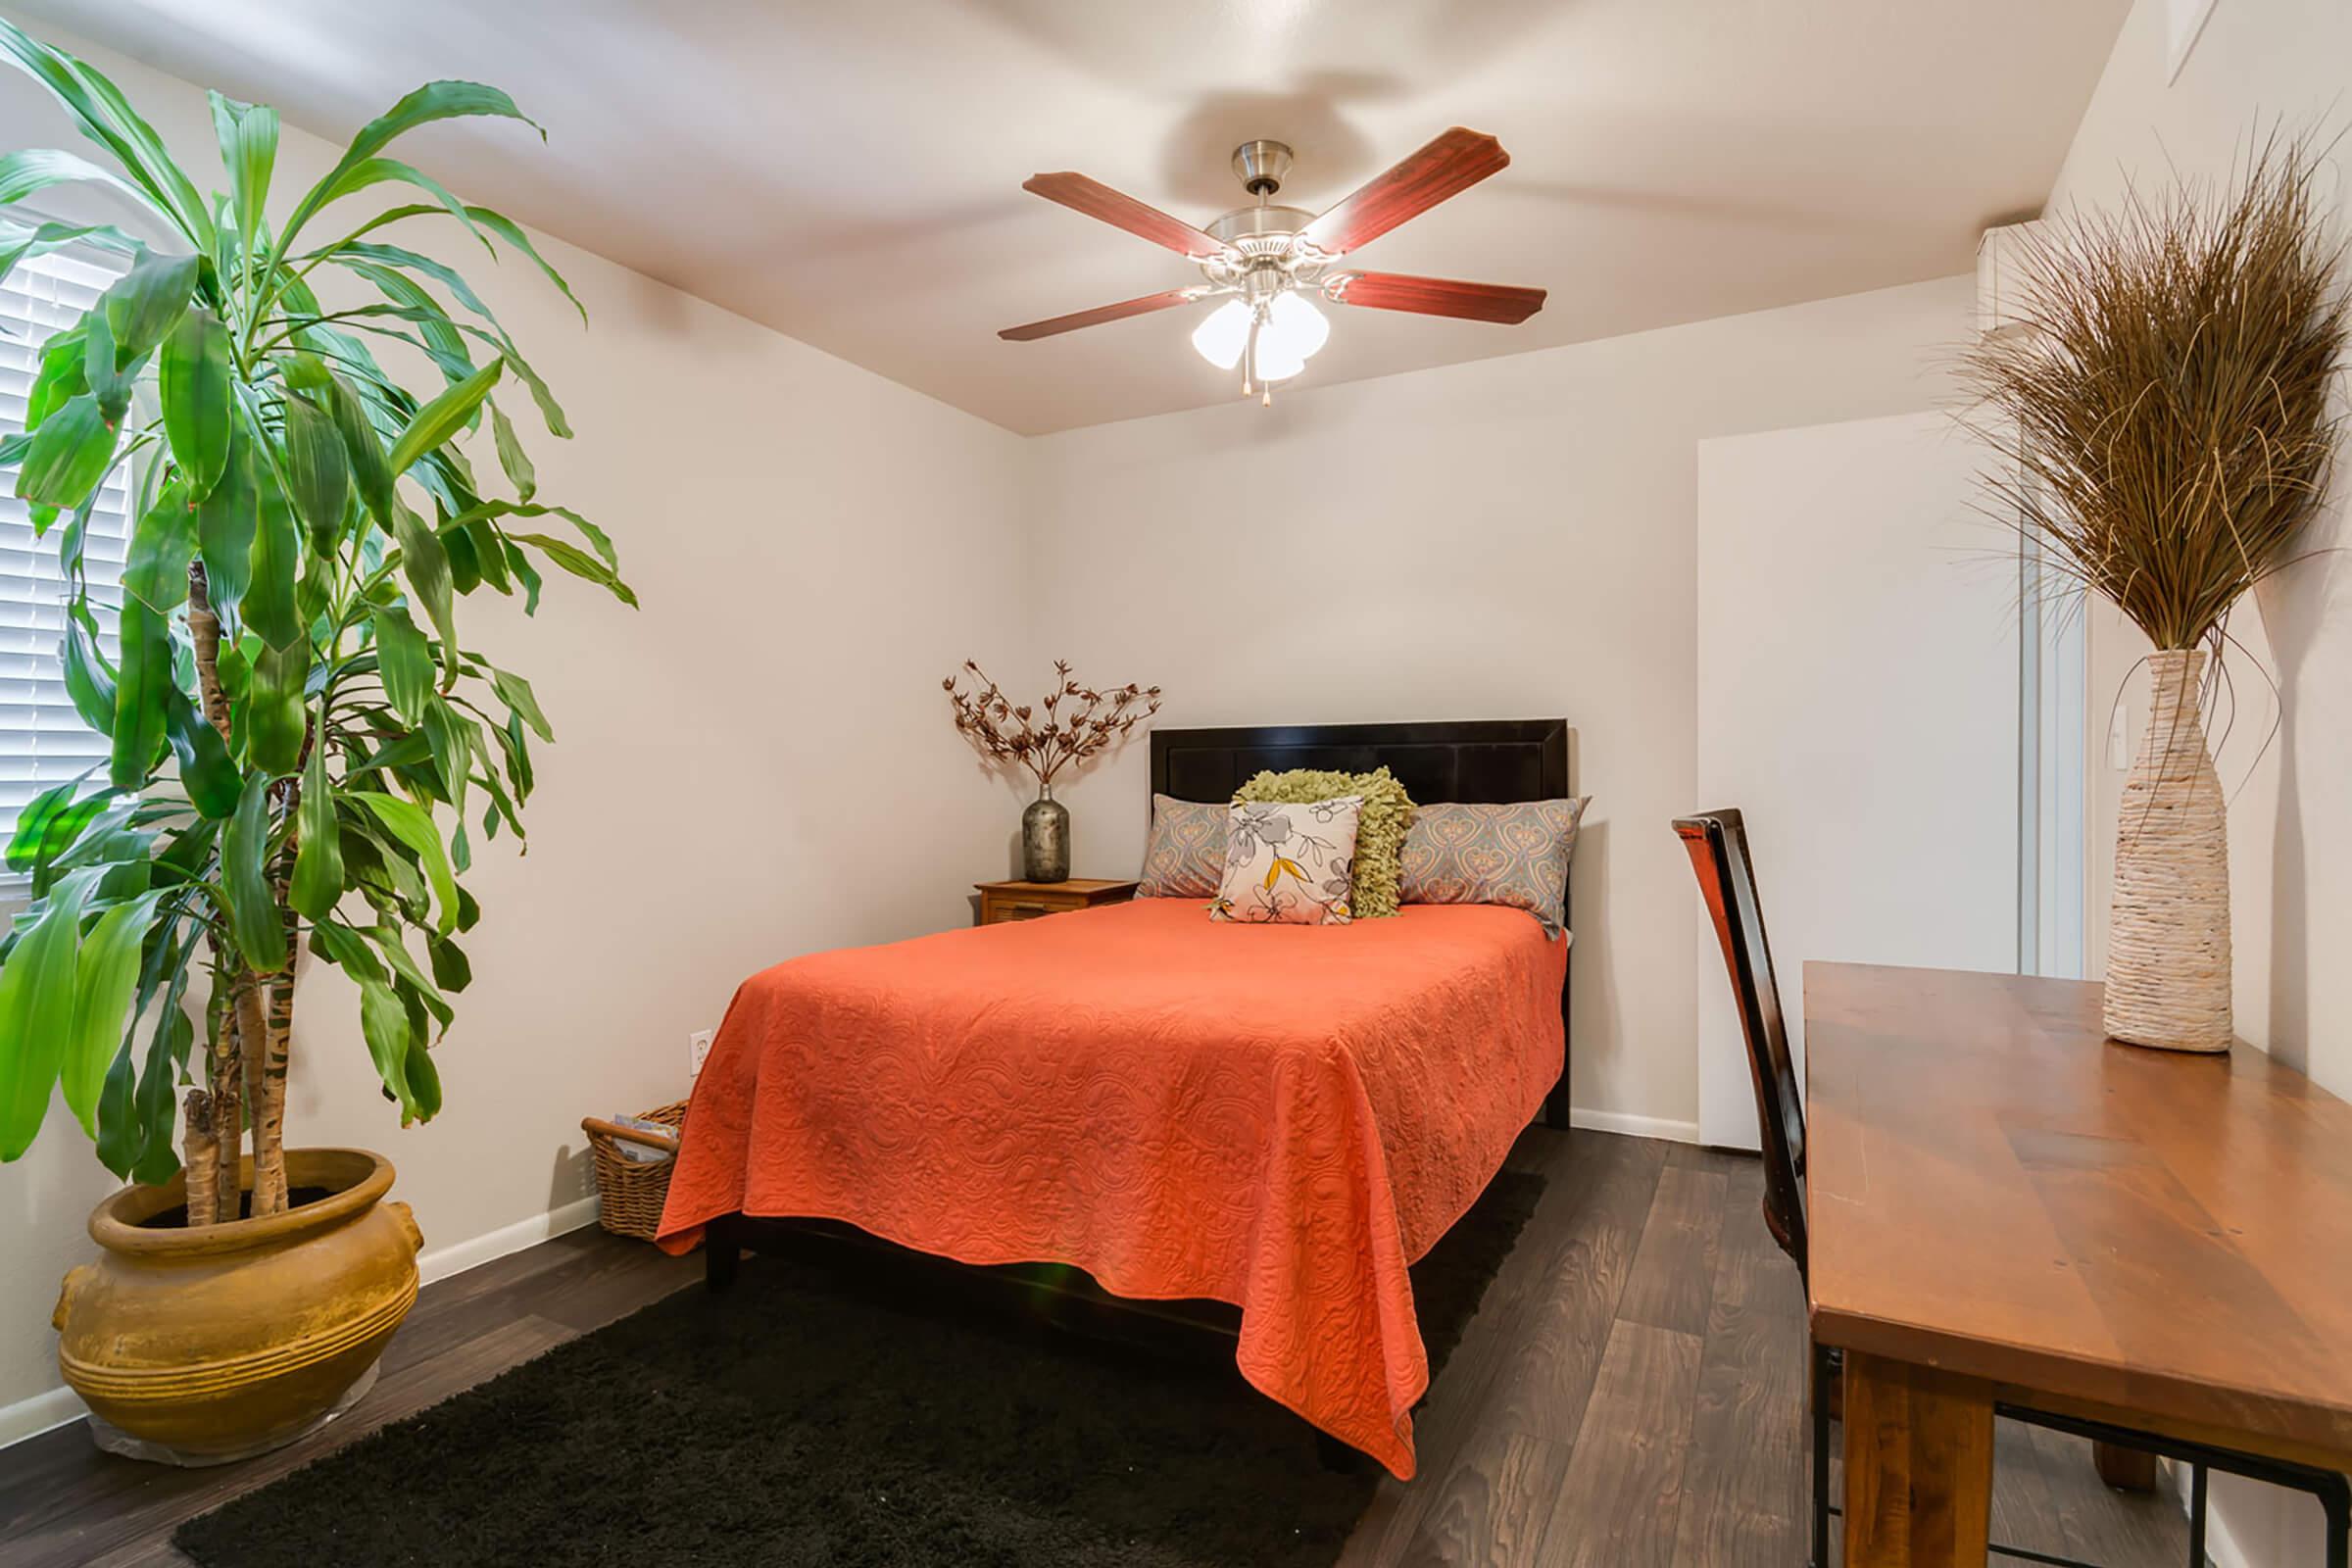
1324;271;1546;324
1021;172;1232;259
1298;128;1510;257
998;288;1205;342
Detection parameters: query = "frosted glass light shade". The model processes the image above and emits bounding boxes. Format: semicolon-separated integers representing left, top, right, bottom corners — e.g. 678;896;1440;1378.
1191;299;1251;369
1262;291;1329;361
1253;339;1306;381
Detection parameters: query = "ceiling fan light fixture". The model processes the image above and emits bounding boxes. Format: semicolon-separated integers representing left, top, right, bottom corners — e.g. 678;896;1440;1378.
1191;298;1252;369
1263;291;1329;362
1252;331;1308;383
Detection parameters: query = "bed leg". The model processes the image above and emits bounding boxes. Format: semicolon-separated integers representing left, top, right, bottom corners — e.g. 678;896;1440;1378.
1544;1084;1573;1133
705;1215;742;1295
1315;1432;1368;1474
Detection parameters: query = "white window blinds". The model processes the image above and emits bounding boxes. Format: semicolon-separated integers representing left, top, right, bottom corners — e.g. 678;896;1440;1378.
0;243;131;843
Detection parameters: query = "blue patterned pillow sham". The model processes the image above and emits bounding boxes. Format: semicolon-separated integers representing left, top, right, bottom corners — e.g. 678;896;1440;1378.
1398;798;1589;939
1138;794;1228;898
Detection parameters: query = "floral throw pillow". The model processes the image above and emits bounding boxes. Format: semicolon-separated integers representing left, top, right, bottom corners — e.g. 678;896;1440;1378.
1399;798;1589;939
1210;798;1363;925
1139;795;1228;898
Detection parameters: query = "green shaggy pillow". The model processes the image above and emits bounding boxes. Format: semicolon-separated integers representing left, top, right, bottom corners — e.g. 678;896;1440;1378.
1233;766;1415;919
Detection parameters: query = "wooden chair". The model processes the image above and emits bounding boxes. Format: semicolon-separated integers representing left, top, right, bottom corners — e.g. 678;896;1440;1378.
1672;808;2350;1568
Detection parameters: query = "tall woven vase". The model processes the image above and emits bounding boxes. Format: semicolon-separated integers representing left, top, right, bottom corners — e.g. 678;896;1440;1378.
2103;648;2231;1052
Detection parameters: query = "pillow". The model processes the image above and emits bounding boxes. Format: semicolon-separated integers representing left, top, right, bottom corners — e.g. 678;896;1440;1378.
1399;798;1589;939
1138;795;1227;897
1210;797;1363;925
1233;765;1415;919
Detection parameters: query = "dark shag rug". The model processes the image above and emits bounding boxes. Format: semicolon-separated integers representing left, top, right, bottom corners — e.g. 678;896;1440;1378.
174;1170;1541;1568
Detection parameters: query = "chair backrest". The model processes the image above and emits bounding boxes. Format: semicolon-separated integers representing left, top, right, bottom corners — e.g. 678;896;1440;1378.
1672;808;1807;1278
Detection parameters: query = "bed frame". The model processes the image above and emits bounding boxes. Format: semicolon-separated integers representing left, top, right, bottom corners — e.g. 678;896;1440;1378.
703;717;1579;1461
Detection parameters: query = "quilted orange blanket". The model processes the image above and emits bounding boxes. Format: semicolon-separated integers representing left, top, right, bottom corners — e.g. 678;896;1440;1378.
656;896;1567;1479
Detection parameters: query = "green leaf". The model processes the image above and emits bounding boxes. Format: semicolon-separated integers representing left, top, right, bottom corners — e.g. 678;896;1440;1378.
508;530;637;608
390;502;459;678
122;479;198;612
427;934;471;993
421;695;469;809
61;611;116;738
372;607;431;724
207;91;276;260
98;250;199;366
346;791;458;936
486;665;554;743
244;445;301;649
25;320;89;433
281;392;350;550
489;401;535;502
0;874;90;1159
290;725;342;920
109;597;171;791
221;771;286;972
80;312;135;424
161;686;239;818
324;371;395;520
62;892;163;1138
0;146;153;211
279;80;540;251
0;217;141;291
5;782;107;876
158;308;231;499
389;357;502;475
0;24;213;250
14;393;117;511
244;641;307;775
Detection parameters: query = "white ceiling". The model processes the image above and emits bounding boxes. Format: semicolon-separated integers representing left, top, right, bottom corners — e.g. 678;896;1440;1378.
18;1;2129;435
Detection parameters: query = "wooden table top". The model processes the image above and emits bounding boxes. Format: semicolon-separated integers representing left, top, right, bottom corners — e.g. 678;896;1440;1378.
1805;961;2352;1464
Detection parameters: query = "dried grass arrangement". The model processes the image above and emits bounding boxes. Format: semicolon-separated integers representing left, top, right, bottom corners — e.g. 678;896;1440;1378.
1961;138;2349;1052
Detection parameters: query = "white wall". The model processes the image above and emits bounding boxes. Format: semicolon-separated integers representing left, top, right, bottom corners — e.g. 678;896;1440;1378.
1694;413;2020;1147
1031;276;1974;1137
2052;1;2352;1561
0;32;1035;1432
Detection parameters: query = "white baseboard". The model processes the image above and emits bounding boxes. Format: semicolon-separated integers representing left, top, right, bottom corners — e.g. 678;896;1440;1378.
0;1193;604;1455
0;1384;87;1450
1569;1106;1702;1144
417;1193;602;1287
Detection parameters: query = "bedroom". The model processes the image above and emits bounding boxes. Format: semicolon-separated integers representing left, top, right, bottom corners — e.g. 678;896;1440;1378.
0;2;2348;1564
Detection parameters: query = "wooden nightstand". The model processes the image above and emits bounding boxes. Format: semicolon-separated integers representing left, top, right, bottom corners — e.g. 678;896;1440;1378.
974;877;1139;925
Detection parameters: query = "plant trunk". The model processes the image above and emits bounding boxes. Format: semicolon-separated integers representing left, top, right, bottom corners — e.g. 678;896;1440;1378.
2103;647;2232;1052
206;996;243;1219
189;561;254;1219
180;1090;217;1227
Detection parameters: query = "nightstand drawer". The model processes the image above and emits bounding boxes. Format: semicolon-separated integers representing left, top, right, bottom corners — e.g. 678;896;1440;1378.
973;878;1139;926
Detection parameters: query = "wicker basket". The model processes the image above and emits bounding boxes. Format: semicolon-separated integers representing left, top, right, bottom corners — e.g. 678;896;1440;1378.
580;1100;687;1241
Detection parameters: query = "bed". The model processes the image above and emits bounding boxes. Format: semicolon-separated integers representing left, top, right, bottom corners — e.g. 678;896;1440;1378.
657;719;1577;1479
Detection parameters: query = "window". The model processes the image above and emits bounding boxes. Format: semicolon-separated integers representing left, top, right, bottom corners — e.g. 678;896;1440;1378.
0;242;132;848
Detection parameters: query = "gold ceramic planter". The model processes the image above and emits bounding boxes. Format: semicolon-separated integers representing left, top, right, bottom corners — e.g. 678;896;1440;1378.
52;1148;422;1464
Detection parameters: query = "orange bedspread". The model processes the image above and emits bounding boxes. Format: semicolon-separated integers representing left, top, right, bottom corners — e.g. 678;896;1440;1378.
656;896;1567;1479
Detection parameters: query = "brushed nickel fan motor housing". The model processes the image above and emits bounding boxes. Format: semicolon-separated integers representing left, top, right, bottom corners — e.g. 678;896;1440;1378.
1206;203;1315;255
1231;138;1293;196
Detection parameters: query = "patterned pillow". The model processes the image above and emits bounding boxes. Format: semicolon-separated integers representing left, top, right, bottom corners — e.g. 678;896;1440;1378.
1210;798;1363;925
1139;795;1227;897
1233;765;1414;919
1398;798;1589;939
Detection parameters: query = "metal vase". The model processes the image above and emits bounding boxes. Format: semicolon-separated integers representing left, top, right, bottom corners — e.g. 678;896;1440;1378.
1021;782;1071;883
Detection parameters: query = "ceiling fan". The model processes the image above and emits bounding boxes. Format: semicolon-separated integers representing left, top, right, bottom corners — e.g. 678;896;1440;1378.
999;128;1546;404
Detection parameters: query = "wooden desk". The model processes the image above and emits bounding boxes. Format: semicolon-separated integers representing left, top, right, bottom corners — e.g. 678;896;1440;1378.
1805;961;2352;1566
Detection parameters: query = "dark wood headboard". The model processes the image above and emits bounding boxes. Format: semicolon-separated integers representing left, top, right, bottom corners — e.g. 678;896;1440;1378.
1148;718;1575;1134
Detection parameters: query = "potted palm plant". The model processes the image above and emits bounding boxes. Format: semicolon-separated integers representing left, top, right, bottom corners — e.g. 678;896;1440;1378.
0;21;633;1460
1964;140;2346;1053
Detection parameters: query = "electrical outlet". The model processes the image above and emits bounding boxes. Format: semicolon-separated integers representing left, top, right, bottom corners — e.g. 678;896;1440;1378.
688;1028;715;1079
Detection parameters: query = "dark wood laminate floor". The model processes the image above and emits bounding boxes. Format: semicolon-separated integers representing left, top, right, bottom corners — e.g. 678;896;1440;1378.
0;1132;2191;1567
